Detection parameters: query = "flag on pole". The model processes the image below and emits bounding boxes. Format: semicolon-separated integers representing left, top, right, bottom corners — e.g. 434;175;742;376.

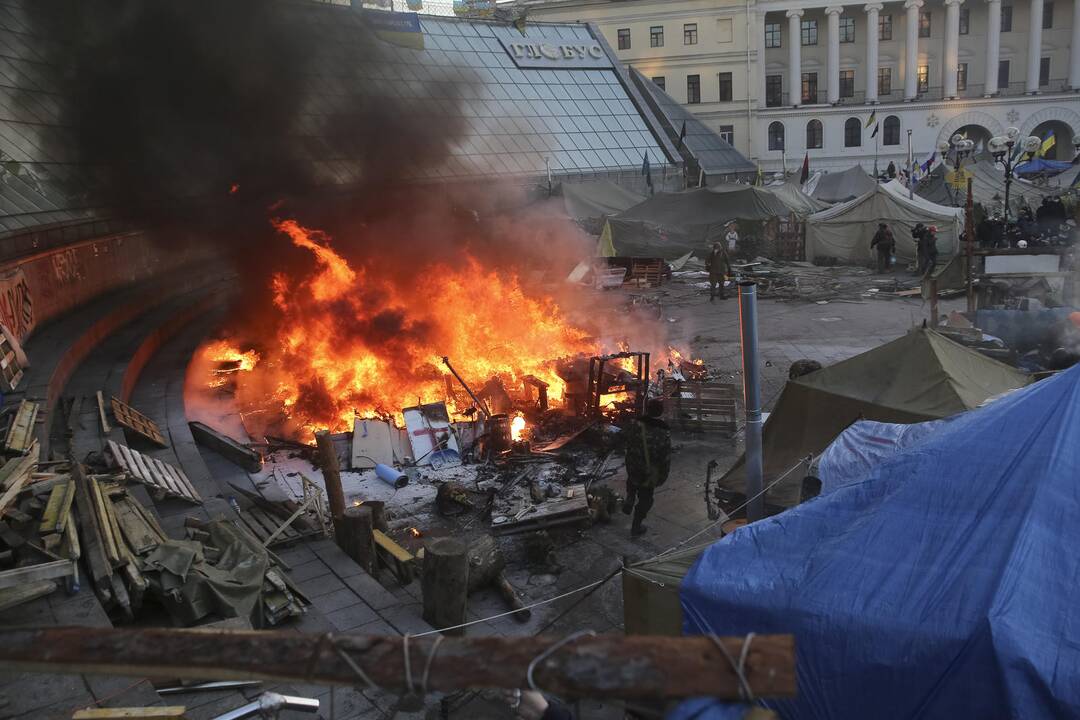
642;153;653;192
676;121;687;151
799;153;810;185
513;14;528;36
865;110;877;129
870;123;879;138
1039;130;1056;157
920;152;937;174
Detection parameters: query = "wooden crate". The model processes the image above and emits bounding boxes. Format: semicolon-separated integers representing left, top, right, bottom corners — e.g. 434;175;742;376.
0;332;23;391
106;440;201;504
663;380;738;435
627;259;665;288
110;397;167;446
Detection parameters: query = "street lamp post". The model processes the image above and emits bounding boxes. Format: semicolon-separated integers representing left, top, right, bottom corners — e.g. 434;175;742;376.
937;133;976;207
987;127;1041;224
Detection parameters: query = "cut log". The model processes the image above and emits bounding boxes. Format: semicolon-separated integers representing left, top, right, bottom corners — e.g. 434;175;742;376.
337;506;375;575
315;430;345;521
0;627;797;701
421;537;469;635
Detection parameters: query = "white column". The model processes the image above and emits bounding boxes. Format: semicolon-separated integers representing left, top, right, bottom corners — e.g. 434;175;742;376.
904;0;923;100
984;0;1002;95
756;11;769;108
865;3;884;102
1071;0;1080;90
1071;0;1080;89
943;0;963;97
787;9;804;105
1026;0;1044;93
826;7;843;104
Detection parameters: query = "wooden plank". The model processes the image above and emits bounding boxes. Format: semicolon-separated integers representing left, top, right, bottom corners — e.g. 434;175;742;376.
73;708;188;719
373;529;414;564
0;559;74;590
113;497;161;554
54;479;77;534
0;580;57;612
188;421;262;472
0;444;36;514
106;441;201;504
90;478;121;567
96;391;111;433
4;400;37;453
110;397;167;446
39;482;67;533
72;464;114;602
158;460;198;500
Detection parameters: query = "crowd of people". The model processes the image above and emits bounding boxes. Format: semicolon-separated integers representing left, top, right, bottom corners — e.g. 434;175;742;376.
976;195;1073;249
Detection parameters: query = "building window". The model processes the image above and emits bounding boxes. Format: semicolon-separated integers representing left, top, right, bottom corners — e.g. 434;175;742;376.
801;19;818;46
1040;57;1050;86
839;69;855;98
687;74;701;104
1043;2;1053;28
718;72;733;101
806;119;823;148
765;21;782;47
1001;6;1012;32
650;25;664;47
768;121;785;151
883;115;900;145
684;23;698;45
959;8;969;34
766;74;784;106
718;125;735;145
717;18;734;42
839;16;855;42
957;63;968;91
918;9;931;37
652;76;665;91
917;64;929;93
998;59;1010;88
879;14;892;40
844;117;862;147
878;67;892;95
617;28;631;50
802;71;818;103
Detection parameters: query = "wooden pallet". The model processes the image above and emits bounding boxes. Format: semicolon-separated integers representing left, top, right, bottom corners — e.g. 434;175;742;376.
0;332;23;391
491;488;590;536
105;440;201;504
232;505;317;547
110;397;167;446
663;380;738;435
627;259;665;288
4;399;38;453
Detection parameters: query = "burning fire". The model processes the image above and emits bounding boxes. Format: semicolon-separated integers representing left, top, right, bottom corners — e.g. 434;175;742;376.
408;527;422;538
510;414;527;441
199;219;600;437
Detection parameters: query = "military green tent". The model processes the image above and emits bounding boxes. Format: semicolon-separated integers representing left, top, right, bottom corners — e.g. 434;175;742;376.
600;184;791;259
721;329;1031;507
623;545;707;636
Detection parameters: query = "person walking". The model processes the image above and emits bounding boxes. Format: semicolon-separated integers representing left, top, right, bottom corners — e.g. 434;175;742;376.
870;223;894;273
622;399;671;537
918;225;939;277
704;241;732;301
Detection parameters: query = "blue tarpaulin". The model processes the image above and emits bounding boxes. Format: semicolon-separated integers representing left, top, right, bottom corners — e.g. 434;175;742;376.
674;365;1080;719
1013;157;1074;178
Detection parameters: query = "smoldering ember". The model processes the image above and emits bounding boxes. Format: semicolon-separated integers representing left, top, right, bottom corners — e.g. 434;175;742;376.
0;1;1078;718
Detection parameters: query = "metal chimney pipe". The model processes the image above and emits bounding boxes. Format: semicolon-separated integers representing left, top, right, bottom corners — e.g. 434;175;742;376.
738;281;764;522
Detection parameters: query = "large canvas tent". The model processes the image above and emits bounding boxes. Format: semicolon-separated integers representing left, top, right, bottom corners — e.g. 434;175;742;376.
600;184;790;259
559;180;645;222
719;328;1030;506
809;165;877;202
673;365;1080;719
805;183;963;264
765;180;831;217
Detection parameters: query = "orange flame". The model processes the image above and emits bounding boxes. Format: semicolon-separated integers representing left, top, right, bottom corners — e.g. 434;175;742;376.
204;339;260;372
510;414;527;441
198;219;600;437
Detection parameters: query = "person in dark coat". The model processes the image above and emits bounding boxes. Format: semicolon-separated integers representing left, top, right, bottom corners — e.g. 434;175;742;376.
704;241;732;301
918;225;939;276
912;222;927;271
886;161;897;179
870;223;895;273
622;398;671;537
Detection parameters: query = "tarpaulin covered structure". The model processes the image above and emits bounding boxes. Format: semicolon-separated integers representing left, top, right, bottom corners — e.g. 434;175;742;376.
805;183;963;264
559;180;644;222
809;165;877;202
765;180;831;217
915;157;1062;213
719;328;1030;506
675;363;1080;719
1014;157;1074;178
600;184;790;259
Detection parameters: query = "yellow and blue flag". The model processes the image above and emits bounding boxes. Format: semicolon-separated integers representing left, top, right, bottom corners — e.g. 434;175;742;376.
1039;130;1055;157
865;110;877;129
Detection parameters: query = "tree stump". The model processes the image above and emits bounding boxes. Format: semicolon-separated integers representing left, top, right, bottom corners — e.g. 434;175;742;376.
338;505;376;575
315;430;346;522
421;537;469;635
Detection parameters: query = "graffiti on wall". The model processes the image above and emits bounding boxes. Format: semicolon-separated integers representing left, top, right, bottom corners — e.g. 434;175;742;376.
0;269;34;340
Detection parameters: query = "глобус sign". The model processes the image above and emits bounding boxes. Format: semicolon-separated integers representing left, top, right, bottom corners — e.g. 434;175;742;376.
497;37;612;69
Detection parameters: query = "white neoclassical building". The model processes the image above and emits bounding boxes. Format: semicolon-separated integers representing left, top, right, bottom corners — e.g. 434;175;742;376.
524;0;1080;172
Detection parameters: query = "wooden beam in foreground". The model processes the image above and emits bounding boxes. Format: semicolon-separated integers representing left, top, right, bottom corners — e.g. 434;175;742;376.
0;627;795;701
